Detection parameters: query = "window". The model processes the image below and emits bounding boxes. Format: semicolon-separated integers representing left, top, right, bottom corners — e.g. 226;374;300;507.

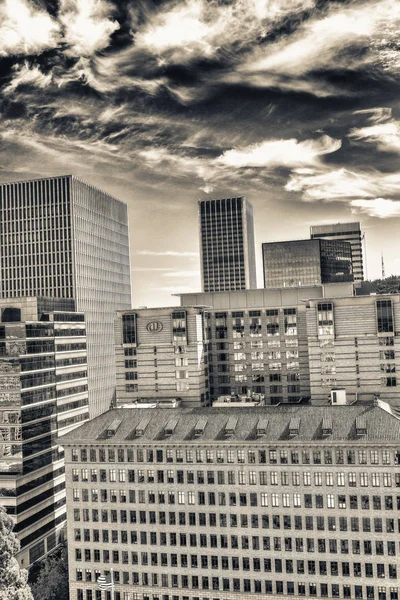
377;299;393;333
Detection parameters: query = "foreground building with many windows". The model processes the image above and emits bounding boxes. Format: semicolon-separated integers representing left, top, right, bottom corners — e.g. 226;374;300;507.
0;296;89;566
62;404;400;600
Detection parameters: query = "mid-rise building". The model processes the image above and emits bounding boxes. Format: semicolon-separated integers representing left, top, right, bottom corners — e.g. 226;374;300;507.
310;222;364;282
199;197;257;292
0;175;132;418
63;403;400;600
306;293;400;410
0;297;89;567
178;283;354;404
115;307;209;407
262;239;353;289
178;286;400;412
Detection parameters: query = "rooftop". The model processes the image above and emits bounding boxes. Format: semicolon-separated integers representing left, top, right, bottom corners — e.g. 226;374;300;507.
59;403;400;445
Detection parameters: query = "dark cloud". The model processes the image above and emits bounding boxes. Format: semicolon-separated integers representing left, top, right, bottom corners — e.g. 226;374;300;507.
1;0;400;253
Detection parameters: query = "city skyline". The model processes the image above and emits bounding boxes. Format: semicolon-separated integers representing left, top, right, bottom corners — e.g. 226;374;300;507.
0;0;400;307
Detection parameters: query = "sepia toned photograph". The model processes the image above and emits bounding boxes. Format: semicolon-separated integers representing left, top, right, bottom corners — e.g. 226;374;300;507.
0;1;400;600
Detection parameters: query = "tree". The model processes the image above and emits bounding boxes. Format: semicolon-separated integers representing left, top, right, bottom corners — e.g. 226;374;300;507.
0;505;34;600
31;543;69;600
371;275;400;294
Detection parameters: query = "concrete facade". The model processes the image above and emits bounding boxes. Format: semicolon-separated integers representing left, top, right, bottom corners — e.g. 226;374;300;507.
62;404;400;600
115;307;209;408
178;284;353;405
306;294;400;410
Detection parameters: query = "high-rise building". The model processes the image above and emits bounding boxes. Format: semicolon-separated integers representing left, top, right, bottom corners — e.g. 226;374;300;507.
0;296;89;567
310;222;364;281
62;403;400;600
0;175;132;417
115;306;209;407
199;197;257;292
262;239;353;289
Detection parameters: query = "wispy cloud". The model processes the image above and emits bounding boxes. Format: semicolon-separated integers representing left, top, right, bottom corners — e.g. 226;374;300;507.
0;0;59;57
4;62;52;94
351;198;400;219
59;0;119;57
134;0;315;64
225;0;400;96
216;135;341;168
349;108;400;153
286;168;400;202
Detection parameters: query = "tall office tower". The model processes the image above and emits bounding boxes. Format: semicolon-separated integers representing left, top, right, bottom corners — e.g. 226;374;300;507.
115;306;209;407
310;221;364;281
0;175;132;417
262;239;353;288
199;197;257;292
0;297;89;567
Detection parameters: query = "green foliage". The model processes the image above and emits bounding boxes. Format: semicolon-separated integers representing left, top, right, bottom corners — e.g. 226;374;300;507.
371;276;400;294
0;505;34;600
31;543;69;600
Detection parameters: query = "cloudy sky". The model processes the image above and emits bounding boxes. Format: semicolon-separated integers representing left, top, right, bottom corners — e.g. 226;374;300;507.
1;0;400;306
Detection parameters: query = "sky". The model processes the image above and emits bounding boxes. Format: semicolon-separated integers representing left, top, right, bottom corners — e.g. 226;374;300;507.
1;0;400;307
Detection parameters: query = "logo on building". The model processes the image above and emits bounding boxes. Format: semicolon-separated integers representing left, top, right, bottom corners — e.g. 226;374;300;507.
146;321;163;333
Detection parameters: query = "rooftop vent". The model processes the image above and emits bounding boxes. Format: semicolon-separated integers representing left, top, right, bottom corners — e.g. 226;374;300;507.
104;418;122;439
193;416;208;438
164;417;179;437
288;417;300;437
256;417;269;437
134;417;151;438
355;415;367;437
322;416;333;437
224;416;238;438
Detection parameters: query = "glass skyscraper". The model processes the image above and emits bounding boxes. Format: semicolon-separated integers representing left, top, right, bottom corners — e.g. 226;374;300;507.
199;197;257;292
0;175;132;417
262;239;353;288
310;221;364;281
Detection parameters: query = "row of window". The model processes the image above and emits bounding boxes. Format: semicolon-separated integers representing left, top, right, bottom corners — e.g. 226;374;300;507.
75;551;398;578
71;505;400;539
70;447;400;465
71;467;400;488
76;575;397;600
73;522;400;554
76;586;399;600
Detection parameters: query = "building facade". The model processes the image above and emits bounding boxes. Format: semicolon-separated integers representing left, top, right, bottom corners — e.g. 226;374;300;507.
115;307;209;408
0;175;132;418
0;296;89;566
262;240;353;289
199;197;257;293
306;293;400;410
178;287;400;411
178;284;354;404
310;222;364;282
63;404;400;600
